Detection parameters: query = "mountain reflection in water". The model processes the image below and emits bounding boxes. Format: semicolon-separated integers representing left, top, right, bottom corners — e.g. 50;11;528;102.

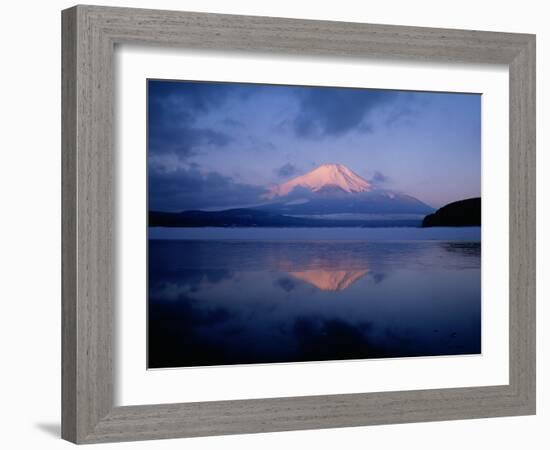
275;254;370;291
289;269;369;291
148;239;481;368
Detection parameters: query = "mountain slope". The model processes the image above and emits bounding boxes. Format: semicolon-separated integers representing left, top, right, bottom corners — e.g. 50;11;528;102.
259;190;433;215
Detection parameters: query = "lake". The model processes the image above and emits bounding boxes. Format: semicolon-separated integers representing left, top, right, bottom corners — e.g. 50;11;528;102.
148;227;481;368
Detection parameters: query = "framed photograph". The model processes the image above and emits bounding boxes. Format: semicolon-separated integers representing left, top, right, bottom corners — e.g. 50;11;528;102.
62;5;535;444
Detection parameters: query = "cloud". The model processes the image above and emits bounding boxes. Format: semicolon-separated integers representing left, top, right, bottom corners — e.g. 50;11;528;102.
275;163;299;178
246;135;277;153
148;166;268;211
149;80;239;115
222;118;244;128
148;126;233;162
293;88;398;138
148;80;242;161
371;170;388;184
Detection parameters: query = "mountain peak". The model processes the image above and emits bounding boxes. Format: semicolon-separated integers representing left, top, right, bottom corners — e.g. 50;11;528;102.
267;163;371;198
318;162;345;169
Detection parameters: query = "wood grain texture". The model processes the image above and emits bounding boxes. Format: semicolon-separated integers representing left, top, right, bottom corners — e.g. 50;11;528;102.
61;4;536;444
61;7;77;443
508;36;536;408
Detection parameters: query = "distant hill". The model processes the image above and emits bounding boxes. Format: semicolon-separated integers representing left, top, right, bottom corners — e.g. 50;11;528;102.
149;208;422;228
422;198;481;227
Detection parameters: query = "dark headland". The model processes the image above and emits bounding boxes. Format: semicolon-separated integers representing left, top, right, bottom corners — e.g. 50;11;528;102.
422;197;481;227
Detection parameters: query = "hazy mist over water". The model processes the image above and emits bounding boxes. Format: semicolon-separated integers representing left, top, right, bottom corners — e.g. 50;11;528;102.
149;226;481;242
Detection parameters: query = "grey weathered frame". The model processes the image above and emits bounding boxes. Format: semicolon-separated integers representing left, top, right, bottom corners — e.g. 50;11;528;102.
61;4;536;444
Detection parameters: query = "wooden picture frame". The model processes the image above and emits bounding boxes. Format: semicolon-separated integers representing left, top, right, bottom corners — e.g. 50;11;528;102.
62;5;536;444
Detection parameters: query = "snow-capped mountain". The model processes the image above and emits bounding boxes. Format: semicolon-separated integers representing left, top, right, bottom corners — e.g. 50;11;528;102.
260;163;434;216
149;163;435;226
267;163;371;198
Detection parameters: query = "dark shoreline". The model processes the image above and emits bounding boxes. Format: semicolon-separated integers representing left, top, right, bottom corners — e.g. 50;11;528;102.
149;209;423;228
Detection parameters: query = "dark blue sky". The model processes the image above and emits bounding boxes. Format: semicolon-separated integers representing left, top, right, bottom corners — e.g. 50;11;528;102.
148;79;480;211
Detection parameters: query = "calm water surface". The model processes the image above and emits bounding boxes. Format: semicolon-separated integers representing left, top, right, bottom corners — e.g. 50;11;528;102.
148;228;481;368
